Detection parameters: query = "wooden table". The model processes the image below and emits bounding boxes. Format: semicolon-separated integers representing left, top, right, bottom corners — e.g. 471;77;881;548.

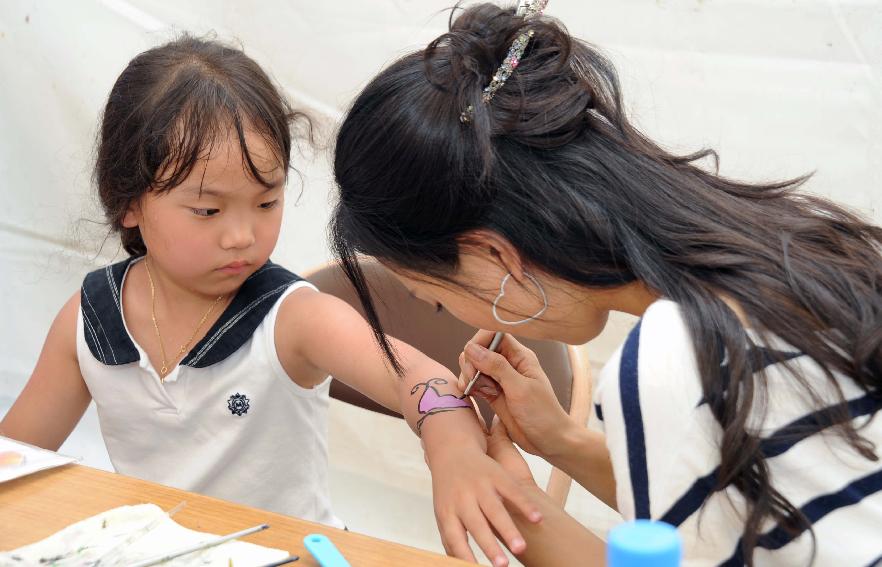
0;464;472;566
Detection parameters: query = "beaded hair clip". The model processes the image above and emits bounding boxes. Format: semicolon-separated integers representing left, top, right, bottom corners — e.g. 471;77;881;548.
460;0;549;124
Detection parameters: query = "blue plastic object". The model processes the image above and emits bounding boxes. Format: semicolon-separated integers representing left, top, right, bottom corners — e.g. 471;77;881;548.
608;520;682;567
303;533;351;567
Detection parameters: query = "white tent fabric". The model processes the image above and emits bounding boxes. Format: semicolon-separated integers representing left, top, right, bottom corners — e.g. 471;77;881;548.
1;0;879;563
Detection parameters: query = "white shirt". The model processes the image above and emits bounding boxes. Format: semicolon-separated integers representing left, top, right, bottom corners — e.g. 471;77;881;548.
594;300;882;566
77;257;343;528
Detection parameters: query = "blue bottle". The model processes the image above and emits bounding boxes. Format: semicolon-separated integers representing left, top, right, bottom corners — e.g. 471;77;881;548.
608;520;682;567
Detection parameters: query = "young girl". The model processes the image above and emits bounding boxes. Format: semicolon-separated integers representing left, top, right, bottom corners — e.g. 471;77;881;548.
0;35;539;565
330;2;882;565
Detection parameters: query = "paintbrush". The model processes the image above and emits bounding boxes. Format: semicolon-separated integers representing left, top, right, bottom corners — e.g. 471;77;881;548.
463;331;505;396
254;556;300;566
128;523;269;567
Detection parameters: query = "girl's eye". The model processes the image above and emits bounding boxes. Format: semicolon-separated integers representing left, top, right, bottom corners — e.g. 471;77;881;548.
259;200;279;210
191;208;220;217
435;302;444;313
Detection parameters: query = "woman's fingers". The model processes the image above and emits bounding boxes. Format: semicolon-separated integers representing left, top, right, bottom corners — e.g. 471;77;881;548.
497;334;543;377
472;376;501;400
469;328;500;348
457;351;468;390
464;342;523;389
460;349;502;399
462;329;507;379
459;350;476;384
463;331;548;389
482;393;539;458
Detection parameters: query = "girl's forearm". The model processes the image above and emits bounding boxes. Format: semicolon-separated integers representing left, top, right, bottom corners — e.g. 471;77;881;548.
399;373;487;454
392;339;487;453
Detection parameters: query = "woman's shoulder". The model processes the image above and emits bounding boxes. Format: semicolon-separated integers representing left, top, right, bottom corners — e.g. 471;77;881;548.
600;299;695;375
638;298;690;337
595;299;704;413
633;298;697;370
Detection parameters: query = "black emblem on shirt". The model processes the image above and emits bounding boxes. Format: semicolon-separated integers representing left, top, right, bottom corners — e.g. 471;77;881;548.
227;393;250;416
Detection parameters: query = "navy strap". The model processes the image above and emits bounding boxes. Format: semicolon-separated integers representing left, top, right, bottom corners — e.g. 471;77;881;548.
81;258;303;368
619;321;650;519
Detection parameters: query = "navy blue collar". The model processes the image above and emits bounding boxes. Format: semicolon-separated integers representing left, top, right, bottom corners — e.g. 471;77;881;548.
81;257;303;368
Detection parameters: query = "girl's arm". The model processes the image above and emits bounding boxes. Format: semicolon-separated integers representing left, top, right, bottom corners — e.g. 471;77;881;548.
0;292;92;450
276;287;542;566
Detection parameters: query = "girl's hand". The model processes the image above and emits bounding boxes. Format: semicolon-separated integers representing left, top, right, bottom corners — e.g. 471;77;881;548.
425;441;542;566
459;331;575;459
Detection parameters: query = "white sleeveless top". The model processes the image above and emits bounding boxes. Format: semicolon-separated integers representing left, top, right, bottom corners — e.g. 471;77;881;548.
594;300;882;566
76;257;343;528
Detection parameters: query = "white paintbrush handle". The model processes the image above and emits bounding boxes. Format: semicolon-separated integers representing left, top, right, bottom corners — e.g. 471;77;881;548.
128;523;269;567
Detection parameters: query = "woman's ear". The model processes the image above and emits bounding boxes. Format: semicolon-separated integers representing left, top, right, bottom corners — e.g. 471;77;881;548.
461;229;525;281
121;201;140;229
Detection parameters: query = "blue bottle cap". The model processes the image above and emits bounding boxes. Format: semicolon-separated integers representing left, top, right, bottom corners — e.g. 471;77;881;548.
608;520;682;567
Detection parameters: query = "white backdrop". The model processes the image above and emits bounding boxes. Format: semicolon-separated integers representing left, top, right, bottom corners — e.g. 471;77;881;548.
1;0;879;562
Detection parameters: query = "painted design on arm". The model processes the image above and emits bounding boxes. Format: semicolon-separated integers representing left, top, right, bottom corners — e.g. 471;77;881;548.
411;378;472;435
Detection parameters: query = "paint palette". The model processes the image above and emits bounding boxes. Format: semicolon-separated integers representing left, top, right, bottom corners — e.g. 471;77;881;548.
0;504;289;566
0;436;76;482
0;450;25;467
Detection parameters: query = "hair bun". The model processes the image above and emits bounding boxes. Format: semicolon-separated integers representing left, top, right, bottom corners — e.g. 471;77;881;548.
425;3;611;148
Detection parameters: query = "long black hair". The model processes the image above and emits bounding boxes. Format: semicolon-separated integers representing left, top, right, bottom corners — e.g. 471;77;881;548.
94;34;310;256
331;4;882;563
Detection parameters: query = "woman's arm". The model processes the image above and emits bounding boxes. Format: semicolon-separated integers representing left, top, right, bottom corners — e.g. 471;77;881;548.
0;292;92;450
486;418;607;567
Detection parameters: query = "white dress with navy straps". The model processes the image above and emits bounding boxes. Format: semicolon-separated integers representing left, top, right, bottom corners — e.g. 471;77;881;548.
76;256;344;528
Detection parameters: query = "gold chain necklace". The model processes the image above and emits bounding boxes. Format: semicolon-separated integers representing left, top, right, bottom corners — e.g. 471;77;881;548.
144;259;224;381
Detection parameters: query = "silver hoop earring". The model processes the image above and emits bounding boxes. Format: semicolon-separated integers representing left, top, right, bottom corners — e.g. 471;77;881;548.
492;272;548;326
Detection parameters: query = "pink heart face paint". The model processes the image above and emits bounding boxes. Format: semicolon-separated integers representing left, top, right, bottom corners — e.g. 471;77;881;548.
418;385;472;413
410;378;472;434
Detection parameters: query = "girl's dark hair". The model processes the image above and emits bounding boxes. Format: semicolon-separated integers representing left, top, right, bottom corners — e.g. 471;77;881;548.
332;3;882;563
95;34;310;256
